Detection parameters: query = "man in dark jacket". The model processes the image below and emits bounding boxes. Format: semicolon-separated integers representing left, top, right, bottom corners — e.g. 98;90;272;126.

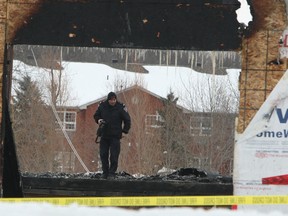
94;92;131;179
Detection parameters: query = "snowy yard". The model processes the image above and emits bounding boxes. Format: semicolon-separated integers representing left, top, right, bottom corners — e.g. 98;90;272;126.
0;202;286;216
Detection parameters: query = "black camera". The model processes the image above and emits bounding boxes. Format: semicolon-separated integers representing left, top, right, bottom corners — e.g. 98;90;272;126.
97;120;106;137
95;120;106;143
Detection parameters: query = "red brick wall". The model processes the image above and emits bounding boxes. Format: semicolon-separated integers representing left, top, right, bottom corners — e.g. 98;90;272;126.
73;87;235;175
73;87;164;173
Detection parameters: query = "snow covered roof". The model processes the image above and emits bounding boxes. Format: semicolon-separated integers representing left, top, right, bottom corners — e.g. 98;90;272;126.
12;60;240;113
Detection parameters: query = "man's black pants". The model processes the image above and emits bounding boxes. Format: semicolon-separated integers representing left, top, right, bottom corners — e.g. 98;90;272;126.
99;137;120;175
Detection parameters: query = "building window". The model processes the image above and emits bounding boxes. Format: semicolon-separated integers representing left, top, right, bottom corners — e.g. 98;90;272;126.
190;157;201;168
56;111;76;131
201;157;210;169
54;151;75;172
131;96;139;104
190;116;212;136
189;157;209;169
145;112;163;134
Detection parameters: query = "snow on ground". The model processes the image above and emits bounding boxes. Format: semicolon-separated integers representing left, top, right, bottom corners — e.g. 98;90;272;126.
0;202;286;216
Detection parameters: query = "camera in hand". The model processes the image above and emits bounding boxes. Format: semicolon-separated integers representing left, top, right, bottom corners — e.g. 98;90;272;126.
97;120;106;137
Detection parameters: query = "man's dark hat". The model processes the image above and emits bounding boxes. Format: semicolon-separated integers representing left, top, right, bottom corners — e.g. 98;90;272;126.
107;92;117;100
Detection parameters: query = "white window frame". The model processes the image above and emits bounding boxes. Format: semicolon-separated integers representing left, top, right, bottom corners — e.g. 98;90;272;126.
145;112;164;134
190;157;201;168
54;151;76;172
190;157;210;169
56;111;77;131
190;116;212;136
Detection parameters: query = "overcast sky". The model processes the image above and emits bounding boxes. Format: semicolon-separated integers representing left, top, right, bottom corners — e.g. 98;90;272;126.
237;0;252;25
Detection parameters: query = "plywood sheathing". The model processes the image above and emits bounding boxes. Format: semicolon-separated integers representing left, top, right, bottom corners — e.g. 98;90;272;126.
0;0;45;195
0;1;7;126
237;0;288;133
0;0;7;62
0;0;41;113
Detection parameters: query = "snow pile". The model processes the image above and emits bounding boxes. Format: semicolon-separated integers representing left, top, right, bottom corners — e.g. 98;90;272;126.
0;202;286;216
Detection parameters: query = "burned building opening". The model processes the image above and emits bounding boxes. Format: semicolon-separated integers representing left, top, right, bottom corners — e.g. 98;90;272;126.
1;0;253;197
11;45;240;177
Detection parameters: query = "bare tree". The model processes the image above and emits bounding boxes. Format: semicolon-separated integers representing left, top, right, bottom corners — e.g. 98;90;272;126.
178;69;239;175
12;47;80;173
119;87;164;175
12;75;58;172
31;47;73;106
158;91;189;169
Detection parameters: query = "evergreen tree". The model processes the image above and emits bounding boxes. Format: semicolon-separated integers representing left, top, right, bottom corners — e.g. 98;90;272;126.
12;75;56;172
14;75;45;124
159;91;190;169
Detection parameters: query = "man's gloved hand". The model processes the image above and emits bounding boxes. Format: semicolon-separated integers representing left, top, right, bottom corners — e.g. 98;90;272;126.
98;119;104;124
122;129;128;134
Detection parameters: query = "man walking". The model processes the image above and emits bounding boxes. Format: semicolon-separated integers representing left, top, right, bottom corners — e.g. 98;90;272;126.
94;92;131;179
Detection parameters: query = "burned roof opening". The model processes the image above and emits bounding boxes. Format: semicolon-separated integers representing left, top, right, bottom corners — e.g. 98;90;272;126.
13;0;243;50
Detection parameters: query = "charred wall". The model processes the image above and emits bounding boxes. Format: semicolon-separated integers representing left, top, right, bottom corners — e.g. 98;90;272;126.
237;0;288;133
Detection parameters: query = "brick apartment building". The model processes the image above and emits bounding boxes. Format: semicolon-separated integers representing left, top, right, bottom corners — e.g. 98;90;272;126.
56;85;236;175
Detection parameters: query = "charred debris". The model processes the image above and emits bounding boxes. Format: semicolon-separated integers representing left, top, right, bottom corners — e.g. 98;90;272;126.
21;168;233;197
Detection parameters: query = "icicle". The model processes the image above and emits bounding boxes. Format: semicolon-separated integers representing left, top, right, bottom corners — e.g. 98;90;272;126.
159;50;162;66
175;51;178;67
219;53;225;68
222;52;224;66
180;50;184;58
201;52;204;69
142;49;146;61
166;50;169;66
125;50;128;71
190;51;194;69
138;49;140;62
134;49;137;62
210;51;216;111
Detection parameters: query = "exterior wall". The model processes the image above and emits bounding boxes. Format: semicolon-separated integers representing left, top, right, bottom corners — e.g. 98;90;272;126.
73;87;164;173
72;86;235;175
187;112;236;175
73;103;99;172
116;88;164;174
237;0;288;133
